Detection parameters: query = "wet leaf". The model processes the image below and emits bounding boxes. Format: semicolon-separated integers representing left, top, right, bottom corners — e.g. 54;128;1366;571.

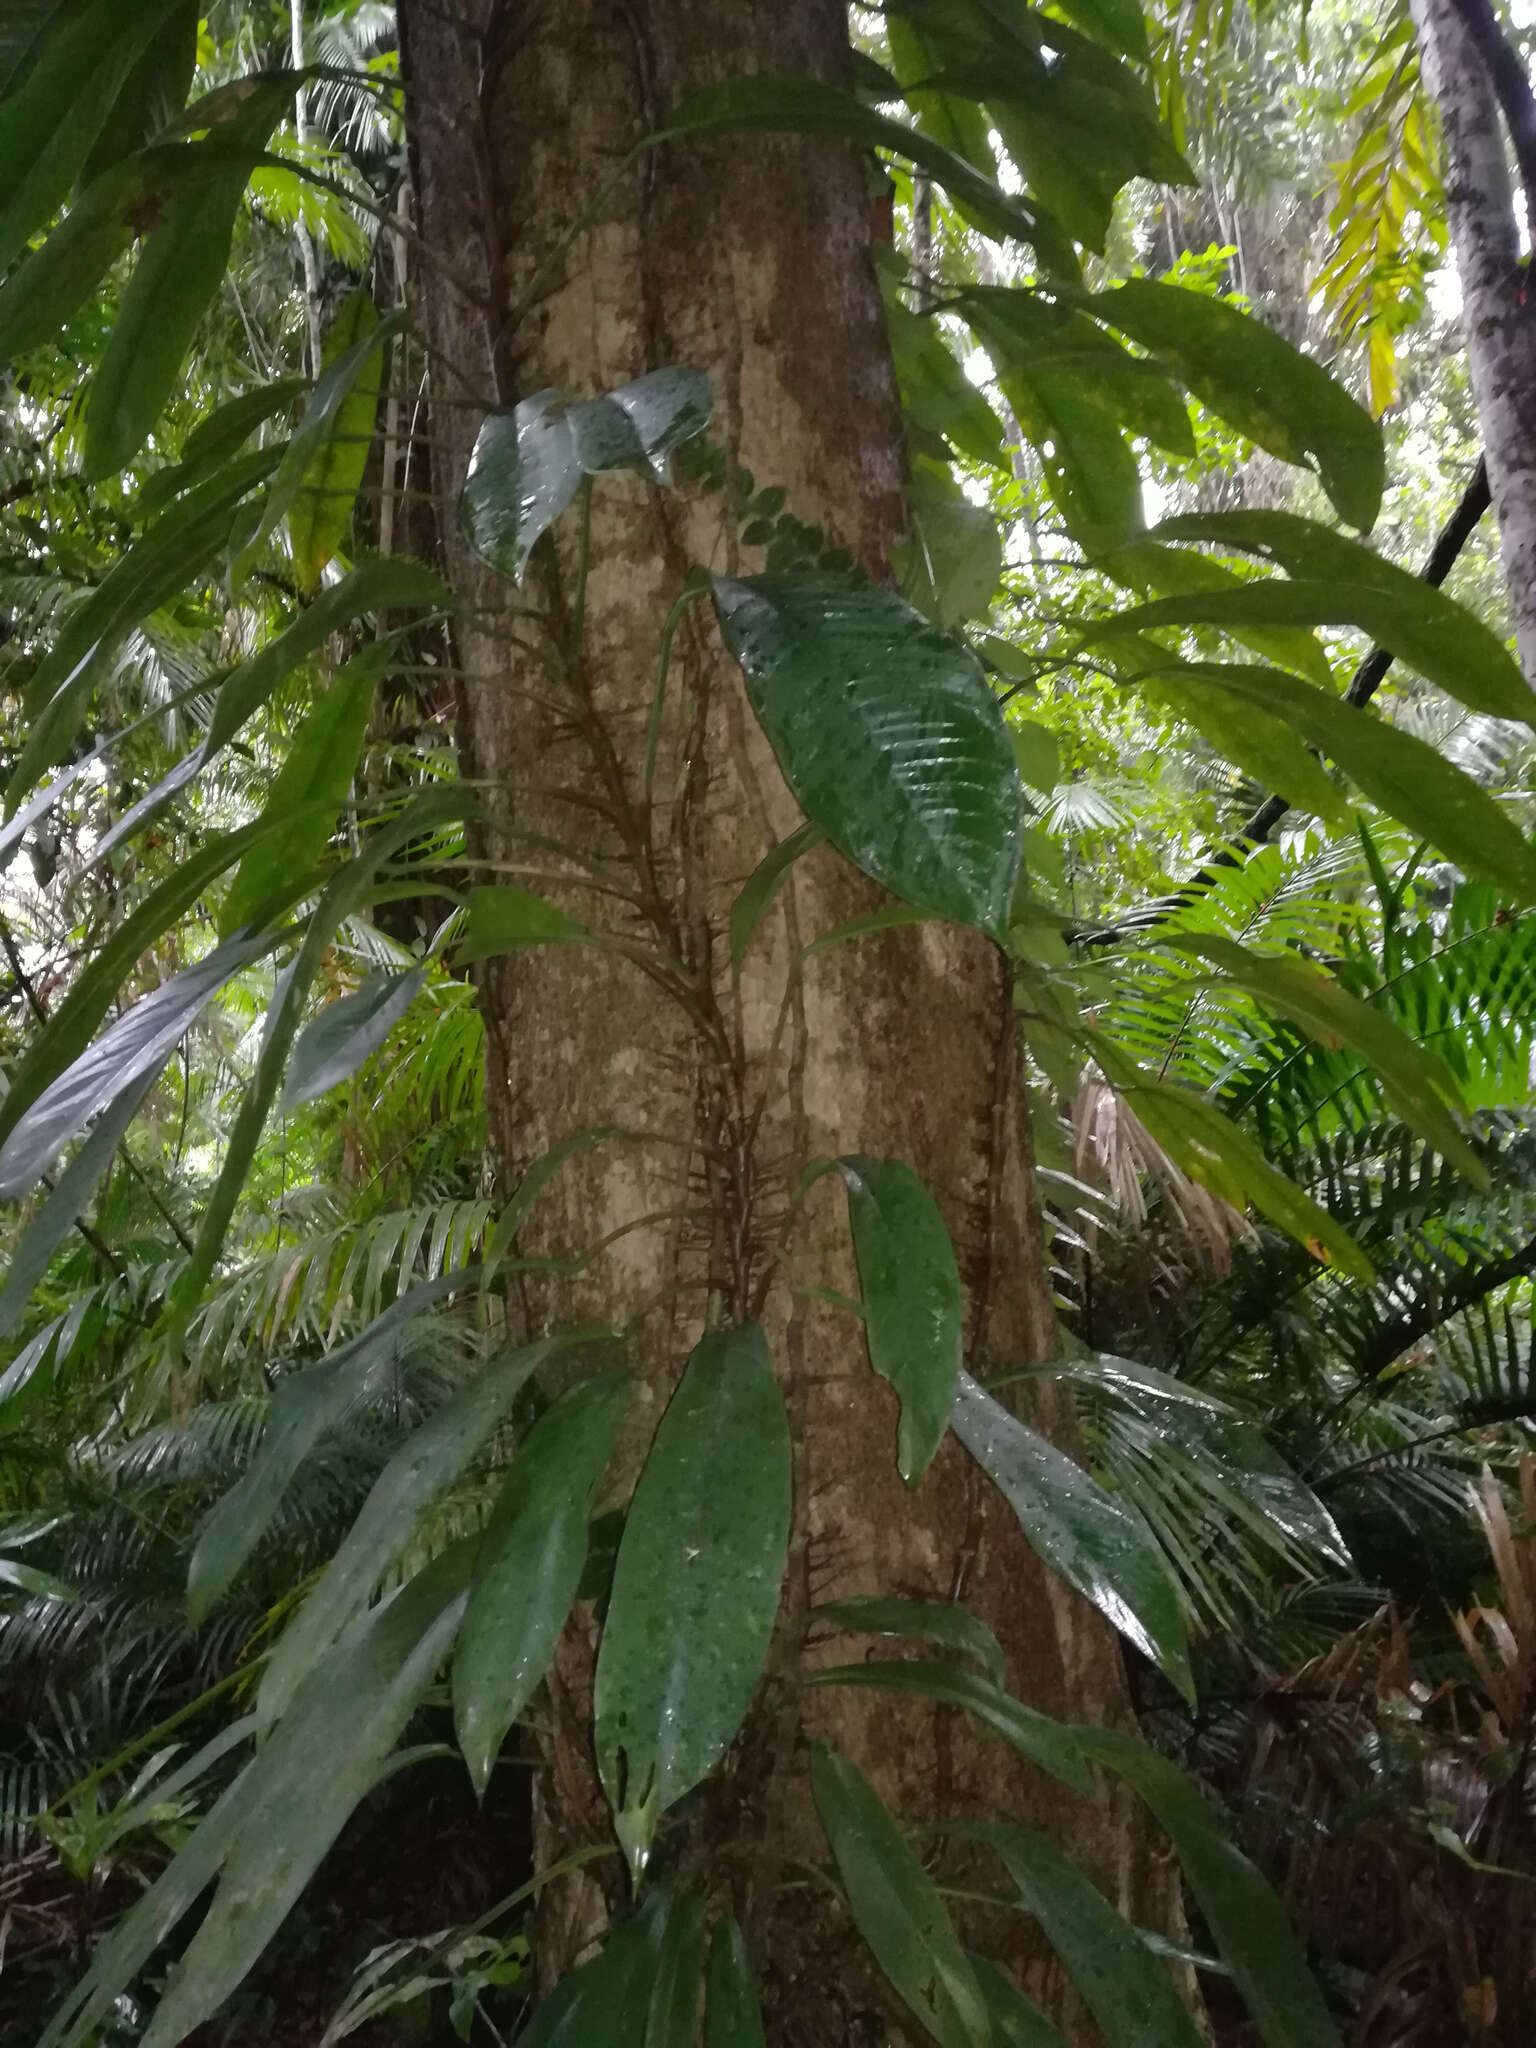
705;1918;768;2048
594;1323;790;1881
804;1659;1091;1792
813;1594;1006;1686
283;968;428;1109
645;1892;706;2047
810;1742;992;2048
952;1372;1193;1702
515;1895;665;2048
454;1371;630;1795
713;574;1025;934
839;1155;962;1485
969;1955;1069;2048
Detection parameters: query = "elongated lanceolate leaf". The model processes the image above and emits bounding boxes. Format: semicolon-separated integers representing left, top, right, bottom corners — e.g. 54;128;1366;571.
969;1955;1069;2048
646;1892;707;2047
453;1371;630;1794
594;1323;790;1880
951;1372;1193;1702
714;574;1025;934
839;1155;962;1485
1088;281;1384;530
0;934;269;1198
289;291;385;589
460;369;712;582
80;1;198;182
516;1895;667;2048
186;1271;473;1621
455;884;587;960
1151;508;1532;724
813;1594;1005;1686
966;1823;1206;2048
706;1919;768;2048
283;968;428;1109
729;822;822;975
1080;1729;1343;2048
804;1659;1091;1792
810;1743;992;2048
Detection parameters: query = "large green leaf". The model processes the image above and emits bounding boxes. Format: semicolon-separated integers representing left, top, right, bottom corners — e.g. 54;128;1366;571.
893;457;1005;628
951;1372;1193;1702
1135;668;1346;825
966;1823;1206;2047
1102;540;1331;686
84;79;294;479
804;1658;1092;1791
455;883;587;959
288;290;386;589
810;1742;992;2048
713;574;1025;934
1149;509;1532;723
839;1155;963;1485
593;1323;790;1881
969;1955;1069;2048
1001;356;1144;549
516;1896;665;2048
645;1893;707;2047
1081;1730;1343;2048
283;968;429;1109
256;1339;559;1733
79;0;197;181
886;297;1006;469
705;1919;768;2048
660;74;1078;272
0;933;270;1198
1088;281;1384;530
812;1594;1005;1686
453;1370;630;1794
963;292;1195;458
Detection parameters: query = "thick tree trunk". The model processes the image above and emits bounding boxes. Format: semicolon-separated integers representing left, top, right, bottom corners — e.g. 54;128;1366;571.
1412;0;1536;684
400;2;1174;2034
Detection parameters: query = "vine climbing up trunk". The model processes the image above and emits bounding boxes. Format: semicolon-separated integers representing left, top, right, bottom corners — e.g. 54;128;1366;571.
399;0;1173;2035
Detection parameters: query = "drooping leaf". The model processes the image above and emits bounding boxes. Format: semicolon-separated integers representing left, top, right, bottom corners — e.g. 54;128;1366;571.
705;1919;768;2048
1081;1730;1343;2048
288;291;386;590
969;1955;1069;2048
645;1892;707;2048
283;968;429;1110
1088;280;1385;530
179;377;307;470
1136;669;1346;825
515;1896;665;2048
1001;357;1144;550
1102;539;1331;687
256;1339;557;1733
839;1155;963;1485
79;0;197;181
455;884;587;960
453;1371;630;1794
730;822;823;976
805;1658;1091;1791
594;1323;790;1881
185;1271;475;1622
810;1742;992;2048
1050;0;1149;58
951;1372;1193;1702
893;457;1005;628
886;298;1007;470
965;1823;1206;2047
713;574;1025;934
812;1595;1006;1686
0;934;270;1198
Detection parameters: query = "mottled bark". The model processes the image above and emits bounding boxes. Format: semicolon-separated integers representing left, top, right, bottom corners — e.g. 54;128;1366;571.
1412;0;1536;684
399;2;1173;2036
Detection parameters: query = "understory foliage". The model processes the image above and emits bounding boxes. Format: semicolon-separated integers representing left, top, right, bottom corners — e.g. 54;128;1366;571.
1;0;1535;2044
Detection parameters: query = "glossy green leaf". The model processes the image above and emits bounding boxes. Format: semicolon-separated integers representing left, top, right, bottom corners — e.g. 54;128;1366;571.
730;822;823;976
221;648;388;937
453;1371;630;1795
705;1919;768;2048
645;1892;706;2047
1081;1730;1343;2048
0;1067;161;1338
661;74;1078;271
139;1550;472;2048
0;0;186;273
967;1823;1206;2047
810;1742;992;2048
236;308;403;577
186;1271;474;1622
1088;281;1384;530
597;366;713;483
7;447;279;804
257;1339;556;1733
594;1322;790;1881
813;1595;1005;1686
0;933;269;1199
839;1155;962;1485
289;291;385;590
894;457;1005;628
455;884;587;961
85;80;293;479
713;574;1025;934
283;968;429;1110
806;1657;1091;1791
969;1955;1069;2048
951;1372;1193;1701
516;1897;664;2048
1152;664;1536;902
1150;509;1532;723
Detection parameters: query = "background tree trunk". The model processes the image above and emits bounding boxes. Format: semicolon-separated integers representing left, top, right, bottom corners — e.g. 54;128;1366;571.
399;1;1176;2034
1412;0;1536;684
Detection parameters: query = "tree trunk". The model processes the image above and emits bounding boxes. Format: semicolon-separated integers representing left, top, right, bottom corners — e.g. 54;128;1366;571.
399;1;1174;2034
1412;0;1536;684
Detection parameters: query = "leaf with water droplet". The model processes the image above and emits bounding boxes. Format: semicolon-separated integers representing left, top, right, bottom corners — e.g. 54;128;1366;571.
593;1323;790;1882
